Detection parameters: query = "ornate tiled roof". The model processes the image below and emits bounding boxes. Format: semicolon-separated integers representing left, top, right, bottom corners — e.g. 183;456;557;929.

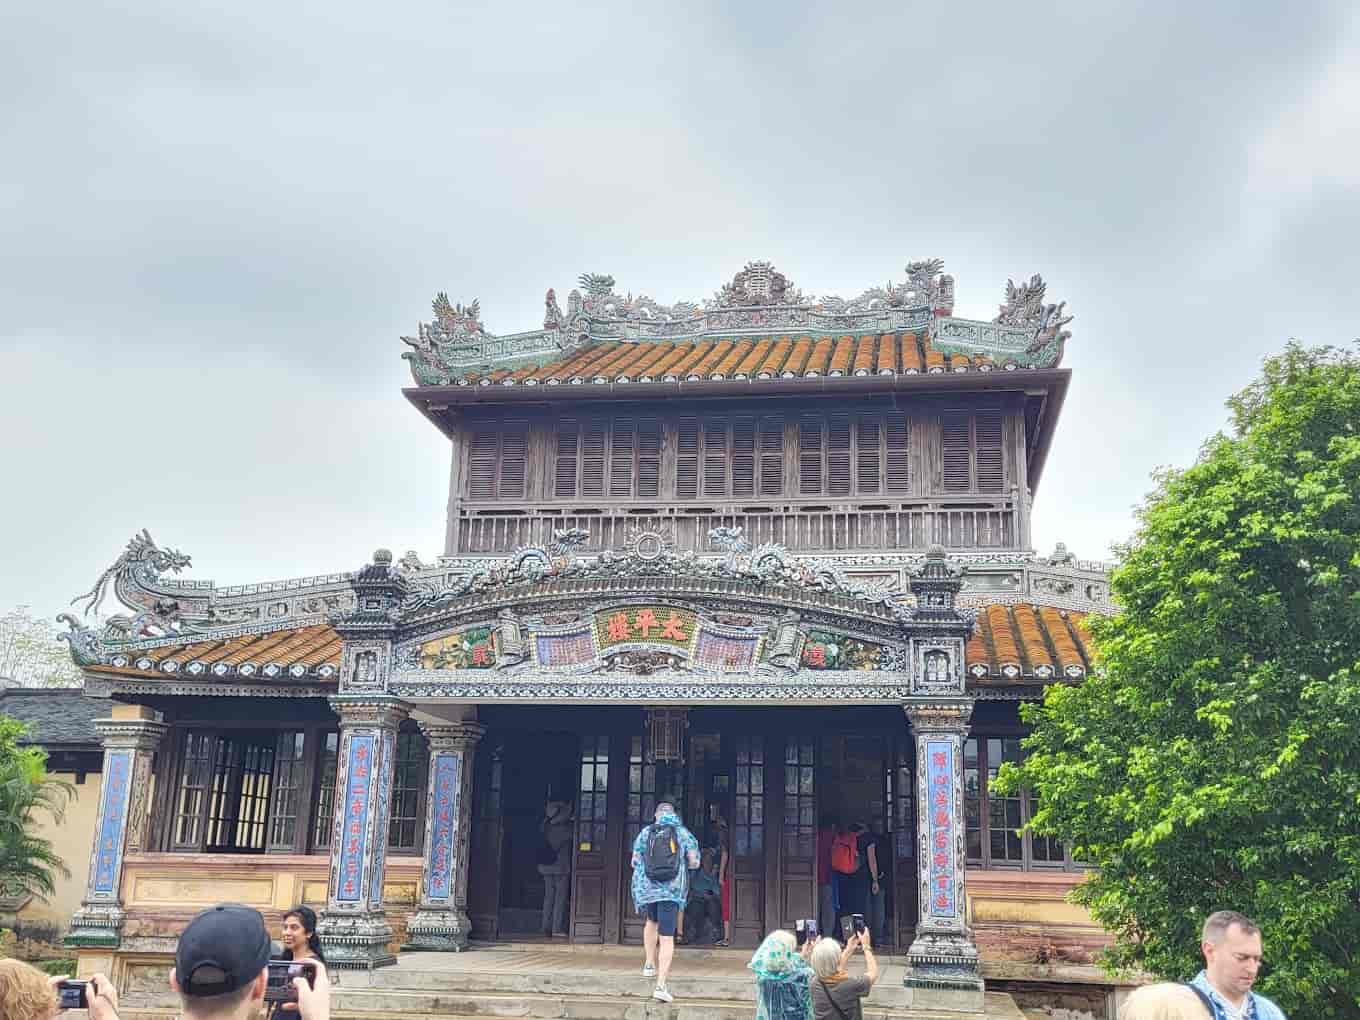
965;603;1092;682
401;261;1073;390
428;331;1019;389
84;601;1091;688
89;623;341;682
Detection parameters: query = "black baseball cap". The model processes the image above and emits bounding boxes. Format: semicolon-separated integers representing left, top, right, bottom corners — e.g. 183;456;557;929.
175;904;273;997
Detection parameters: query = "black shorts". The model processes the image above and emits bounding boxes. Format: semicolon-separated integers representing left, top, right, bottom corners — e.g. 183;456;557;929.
643;901;680;936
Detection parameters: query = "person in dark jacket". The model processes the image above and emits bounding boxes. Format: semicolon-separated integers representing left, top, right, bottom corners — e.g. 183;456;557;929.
538;800;575;937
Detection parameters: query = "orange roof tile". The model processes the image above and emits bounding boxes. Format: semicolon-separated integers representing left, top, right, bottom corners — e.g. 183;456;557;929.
900;333;923;373
757;337;794;377
671;343;713;378
966;603;1091;684
985;605;1022;672
734;338;772;378
851;336;878;376
783;335;814;377
692;339;735;378
1012;605;1052;672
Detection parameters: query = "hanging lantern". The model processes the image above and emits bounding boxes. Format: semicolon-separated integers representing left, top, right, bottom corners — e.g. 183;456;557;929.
645;708;688;765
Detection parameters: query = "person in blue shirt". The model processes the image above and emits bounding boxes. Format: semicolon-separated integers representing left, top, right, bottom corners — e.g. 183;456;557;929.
1188;911;1287;1020
631;802;699;1003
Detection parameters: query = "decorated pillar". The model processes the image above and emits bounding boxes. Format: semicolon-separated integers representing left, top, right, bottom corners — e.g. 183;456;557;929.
316;695;409;969
404;721;485;951
66;707;168;948
316;548;413;970
897;546;984;1004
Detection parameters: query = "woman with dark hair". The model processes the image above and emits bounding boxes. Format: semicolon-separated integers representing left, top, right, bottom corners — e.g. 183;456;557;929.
280;905;326;963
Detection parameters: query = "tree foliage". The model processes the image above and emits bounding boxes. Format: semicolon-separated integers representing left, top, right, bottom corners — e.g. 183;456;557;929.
997;344;1360;1018
0;606;82;687
0;716;73;900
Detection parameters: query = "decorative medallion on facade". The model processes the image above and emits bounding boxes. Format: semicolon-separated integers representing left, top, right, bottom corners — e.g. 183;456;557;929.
799;630;888;671
401;260;1073;384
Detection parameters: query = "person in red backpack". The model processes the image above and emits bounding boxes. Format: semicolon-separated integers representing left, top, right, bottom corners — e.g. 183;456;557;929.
832;823;877;931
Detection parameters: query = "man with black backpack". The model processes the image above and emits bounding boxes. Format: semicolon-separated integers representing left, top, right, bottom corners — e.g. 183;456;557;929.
630;801;700;1004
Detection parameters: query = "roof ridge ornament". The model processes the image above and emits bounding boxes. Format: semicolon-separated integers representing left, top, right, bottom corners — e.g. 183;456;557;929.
400;261;1071;385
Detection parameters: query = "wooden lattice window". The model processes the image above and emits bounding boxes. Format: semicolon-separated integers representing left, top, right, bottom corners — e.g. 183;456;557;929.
734;736;764;854
556;418;661;499
964;736;1070;870
783;738;816;858
798;412;911;496
267;731;307;850
941;409;1004;493
311;731;339;851
173;732;214;848
577;735;609;850
466;418;528;500
388;729;428;852
677;416;783;499
202;734;275;853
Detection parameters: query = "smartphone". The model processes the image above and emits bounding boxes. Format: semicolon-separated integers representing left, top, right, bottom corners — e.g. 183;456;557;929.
264;960;318;1003
806;919;819;940
852;913;866;935
56;981;88;1010
841;916;854;941
794;919;808;946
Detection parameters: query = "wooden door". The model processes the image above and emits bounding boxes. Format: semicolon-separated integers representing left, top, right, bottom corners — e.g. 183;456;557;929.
467;737;504;939
779;736;817;929
621;733;690;943
891;735;918;949
730;734;767;947
570;734;612;941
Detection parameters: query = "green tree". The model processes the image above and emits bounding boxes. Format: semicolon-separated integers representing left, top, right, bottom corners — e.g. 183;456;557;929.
0;605;82;687
997;344;1360;1018
0;716;73;900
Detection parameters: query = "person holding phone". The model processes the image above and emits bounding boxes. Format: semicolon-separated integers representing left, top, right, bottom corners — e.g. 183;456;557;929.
809;929;879;1020
0;959;119;1020
748;929;816;1020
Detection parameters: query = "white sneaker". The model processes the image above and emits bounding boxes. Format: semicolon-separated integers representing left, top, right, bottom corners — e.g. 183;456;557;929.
642;963;657;978
653;985;674;1003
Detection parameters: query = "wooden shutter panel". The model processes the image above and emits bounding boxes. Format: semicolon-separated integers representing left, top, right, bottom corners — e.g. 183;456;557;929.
856;418;881;494
676;418;699;499
759;418;784;497
637;419;661;498
500;421;528;499
581;419;607;498
975;409;1004;493
885;413;910;493
731;416;756;498
799;418;823;495
610;418;635;497
467;424;500;500
828;416;852;497
703;418;728;498
941;411;971;492
555;420;580;498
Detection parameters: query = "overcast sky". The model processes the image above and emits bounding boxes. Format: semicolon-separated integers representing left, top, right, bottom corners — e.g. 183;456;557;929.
3;1;1358;624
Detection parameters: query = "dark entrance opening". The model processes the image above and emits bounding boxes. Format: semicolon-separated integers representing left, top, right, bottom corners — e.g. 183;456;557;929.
496;730;580;935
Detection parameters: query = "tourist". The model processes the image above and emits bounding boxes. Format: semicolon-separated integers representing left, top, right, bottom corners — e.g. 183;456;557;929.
833;823;876;933
537;800;575;938
749;929;816;1020
0;959;118;1020
631;801;700;1003
682;849;722;944
809;930;879;1020
1188;911;1287;1019
816;813;838;939
862;825;887;943
280;905;326;964
1118;983;1212;1019
714;811;733;946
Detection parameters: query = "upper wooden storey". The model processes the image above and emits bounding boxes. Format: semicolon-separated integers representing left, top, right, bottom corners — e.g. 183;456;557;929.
401;261;1074;558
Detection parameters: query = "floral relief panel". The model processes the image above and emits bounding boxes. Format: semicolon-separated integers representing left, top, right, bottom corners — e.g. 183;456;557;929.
799;630;886;671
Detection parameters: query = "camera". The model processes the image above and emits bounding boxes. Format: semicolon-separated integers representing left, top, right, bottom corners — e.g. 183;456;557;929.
56;981;88;1010
794;919;820;946
264;960;318;1003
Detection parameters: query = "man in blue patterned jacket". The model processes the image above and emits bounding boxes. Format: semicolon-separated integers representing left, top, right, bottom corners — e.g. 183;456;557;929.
631;802;700;1004
1188;911;1287;1020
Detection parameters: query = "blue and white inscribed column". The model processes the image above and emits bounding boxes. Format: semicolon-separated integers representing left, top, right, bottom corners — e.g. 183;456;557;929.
406;721;485;952
67;713;168;948
903;701;983;995
317;696;409;970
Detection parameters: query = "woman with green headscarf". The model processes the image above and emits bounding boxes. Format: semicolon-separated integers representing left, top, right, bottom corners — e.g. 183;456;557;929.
748;930;815;1020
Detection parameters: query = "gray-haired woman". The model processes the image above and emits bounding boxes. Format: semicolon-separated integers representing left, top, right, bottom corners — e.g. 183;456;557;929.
809;930;878;1020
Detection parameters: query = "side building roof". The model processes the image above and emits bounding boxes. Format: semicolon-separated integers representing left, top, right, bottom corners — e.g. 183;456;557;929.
0;688;108;748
